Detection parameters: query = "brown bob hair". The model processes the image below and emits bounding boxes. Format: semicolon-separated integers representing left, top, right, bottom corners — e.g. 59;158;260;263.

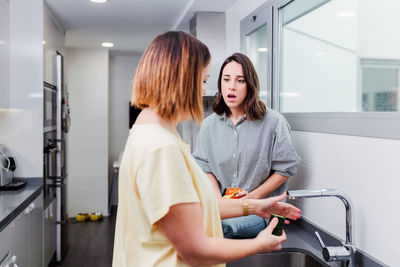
213;53;266;121
132;31;210;123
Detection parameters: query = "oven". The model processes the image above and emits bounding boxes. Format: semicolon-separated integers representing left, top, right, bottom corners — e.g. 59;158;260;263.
43;82;57;202
44;82;57;133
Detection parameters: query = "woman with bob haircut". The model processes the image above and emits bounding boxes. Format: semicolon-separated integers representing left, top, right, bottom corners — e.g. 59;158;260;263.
112;32;301;267
193;53;301;239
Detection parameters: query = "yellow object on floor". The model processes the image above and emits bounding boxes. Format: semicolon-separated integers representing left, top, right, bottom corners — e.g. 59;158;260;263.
76;213;86;222
90;212;103;221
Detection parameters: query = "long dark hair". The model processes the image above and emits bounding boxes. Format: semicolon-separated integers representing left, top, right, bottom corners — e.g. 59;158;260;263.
213;53;266;121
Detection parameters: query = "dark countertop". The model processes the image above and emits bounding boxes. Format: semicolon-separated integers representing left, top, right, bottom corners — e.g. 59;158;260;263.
282;218;387;267
0;178;43;232
282;220;339;267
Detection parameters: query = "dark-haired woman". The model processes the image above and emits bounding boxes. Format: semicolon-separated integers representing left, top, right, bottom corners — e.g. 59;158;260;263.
193;53;300;238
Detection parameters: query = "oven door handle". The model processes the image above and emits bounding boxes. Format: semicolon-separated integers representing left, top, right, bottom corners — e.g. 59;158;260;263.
44;147;58;154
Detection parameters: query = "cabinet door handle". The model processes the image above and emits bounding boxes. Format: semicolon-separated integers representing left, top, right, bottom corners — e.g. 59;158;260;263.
6;255;18;266
11;255;17;263
24;207;30;214
24;203;35;214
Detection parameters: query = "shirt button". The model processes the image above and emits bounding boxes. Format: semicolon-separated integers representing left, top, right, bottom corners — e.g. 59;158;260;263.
234;131;237;135
233;174;236;178
233;153;236;158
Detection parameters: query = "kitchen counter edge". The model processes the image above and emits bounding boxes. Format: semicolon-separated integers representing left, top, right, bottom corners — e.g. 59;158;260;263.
0;177;43;232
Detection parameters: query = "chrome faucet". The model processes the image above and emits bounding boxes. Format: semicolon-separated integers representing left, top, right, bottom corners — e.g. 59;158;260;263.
287;189;356;267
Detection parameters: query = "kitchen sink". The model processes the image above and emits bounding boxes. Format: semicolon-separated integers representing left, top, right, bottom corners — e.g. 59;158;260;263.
227;249;330;267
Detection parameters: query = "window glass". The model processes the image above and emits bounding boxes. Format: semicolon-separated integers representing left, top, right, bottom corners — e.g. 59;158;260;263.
245;24;268;103
279;0;400;113
361;61;400;112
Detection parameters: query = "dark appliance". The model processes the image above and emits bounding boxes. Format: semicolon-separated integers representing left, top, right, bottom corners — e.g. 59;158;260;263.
129;102;141;128
43;82;57;201
43;52;69;263
0;145;16;186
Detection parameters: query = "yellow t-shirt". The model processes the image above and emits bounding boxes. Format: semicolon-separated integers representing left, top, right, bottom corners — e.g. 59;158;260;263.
112;124;224;267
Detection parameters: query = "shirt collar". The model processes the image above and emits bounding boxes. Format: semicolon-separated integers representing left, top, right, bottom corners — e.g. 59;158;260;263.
218;113;247;125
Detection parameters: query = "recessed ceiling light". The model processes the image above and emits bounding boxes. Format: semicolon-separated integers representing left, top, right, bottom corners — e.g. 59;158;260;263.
42;40;46;45
258;47;268;52
90;0;108;3
102;42;114;48
336;11;355;17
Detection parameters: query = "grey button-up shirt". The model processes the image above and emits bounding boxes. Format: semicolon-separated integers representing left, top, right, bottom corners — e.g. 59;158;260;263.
193;108;300;197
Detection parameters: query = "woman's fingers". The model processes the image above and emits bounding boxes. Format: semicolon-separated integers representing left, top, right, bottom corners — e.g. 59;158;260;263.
236;190;248;198
265;217;279;234
270;192;287;203
272;202;301;220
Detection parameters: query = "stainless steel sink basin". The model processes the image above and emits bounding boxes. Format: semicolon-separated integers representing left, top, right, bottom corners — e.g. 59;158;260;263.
227;249;330;267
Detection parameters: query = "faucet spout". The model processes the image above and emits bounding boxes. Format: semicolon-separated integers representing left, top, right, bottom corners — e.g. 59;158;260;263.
287;189;356;267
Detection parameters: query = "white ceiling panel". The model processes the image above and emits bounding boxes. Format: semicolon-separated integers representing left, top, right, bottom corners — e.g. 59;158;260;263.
45;0;239;53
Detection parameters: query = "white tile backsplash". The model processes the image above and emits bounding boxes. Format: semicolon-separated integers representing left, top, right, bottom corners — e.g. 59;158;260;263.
291;131;400;190
289;130;400;265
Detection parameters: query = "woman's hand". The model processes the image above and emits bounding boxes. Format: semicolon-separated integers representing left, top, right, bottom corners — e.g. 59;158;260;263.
255;193;301;222
255;217;287;252
235;190;248;199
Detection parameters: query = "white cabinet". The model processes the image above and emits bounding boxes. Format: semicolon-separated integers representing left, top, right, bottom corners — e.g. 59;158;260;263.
29;195;43;267
43;199;56;266
9;193;43;267
0;0;10;108
0;224;10;266
10;206;30;267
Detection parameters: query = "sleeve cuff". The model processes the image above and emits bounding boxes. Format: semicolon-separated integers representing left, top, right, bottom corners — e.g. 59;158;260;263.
196;160;211;173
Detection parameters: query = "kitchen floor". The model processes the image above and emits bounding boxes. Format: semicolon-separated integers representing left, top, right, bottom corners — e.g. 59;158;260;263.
50;207;117;267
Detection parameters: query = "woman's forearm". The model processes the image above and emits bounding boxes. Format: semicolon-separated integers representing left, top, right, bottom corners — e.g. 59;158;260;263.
218;198;260;219
158;202;285;266
206;173;223;198
186;235;264;266
249;173;288;199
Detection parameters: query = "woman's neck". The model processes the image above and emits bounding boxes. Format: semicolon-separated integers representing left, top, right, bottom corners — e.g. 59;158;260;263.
229;107;245;126
135;108;179;137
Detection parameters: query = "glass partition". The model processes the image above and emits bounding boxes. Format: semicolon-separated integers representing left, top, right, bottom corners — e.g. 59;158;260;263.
245;24;268;103
241;4;272;107
278;0;400;113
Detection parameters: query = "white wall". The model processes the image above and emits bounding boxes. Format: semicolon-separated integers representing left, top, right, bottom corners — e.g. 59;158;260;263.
108;53;140;205
66;48;109;216
195;12;226;95
0;0;10;109
226;0;266;56
226;0;400;265
109;54;140;164
43;5;66;85
289;131;400;265
0;0;43;177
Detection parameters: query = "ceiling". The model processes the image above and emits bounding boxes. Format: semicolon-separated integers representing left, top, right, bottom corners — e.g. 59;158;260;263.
45;0;239;54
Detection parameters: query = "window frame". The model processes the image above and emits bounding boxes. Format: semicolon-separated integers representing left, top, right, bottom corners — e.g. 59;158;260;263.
242;0;400;140
241;2;273;108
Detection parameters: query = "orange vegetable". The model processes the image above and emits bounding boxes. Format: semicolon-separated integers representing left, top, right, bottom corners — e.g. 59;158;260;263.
223;187;243;199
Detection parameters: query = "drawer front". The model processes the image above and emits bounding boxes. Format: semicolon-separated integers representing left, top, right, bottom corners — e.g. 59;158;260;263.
0;225;10;266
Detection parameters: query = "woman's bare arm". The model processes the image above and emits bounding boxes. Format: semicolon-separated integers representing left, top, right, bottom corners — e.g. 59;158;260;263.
248;173;288;199
218;193;301;220
157;202;286;266
206;173;223;198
